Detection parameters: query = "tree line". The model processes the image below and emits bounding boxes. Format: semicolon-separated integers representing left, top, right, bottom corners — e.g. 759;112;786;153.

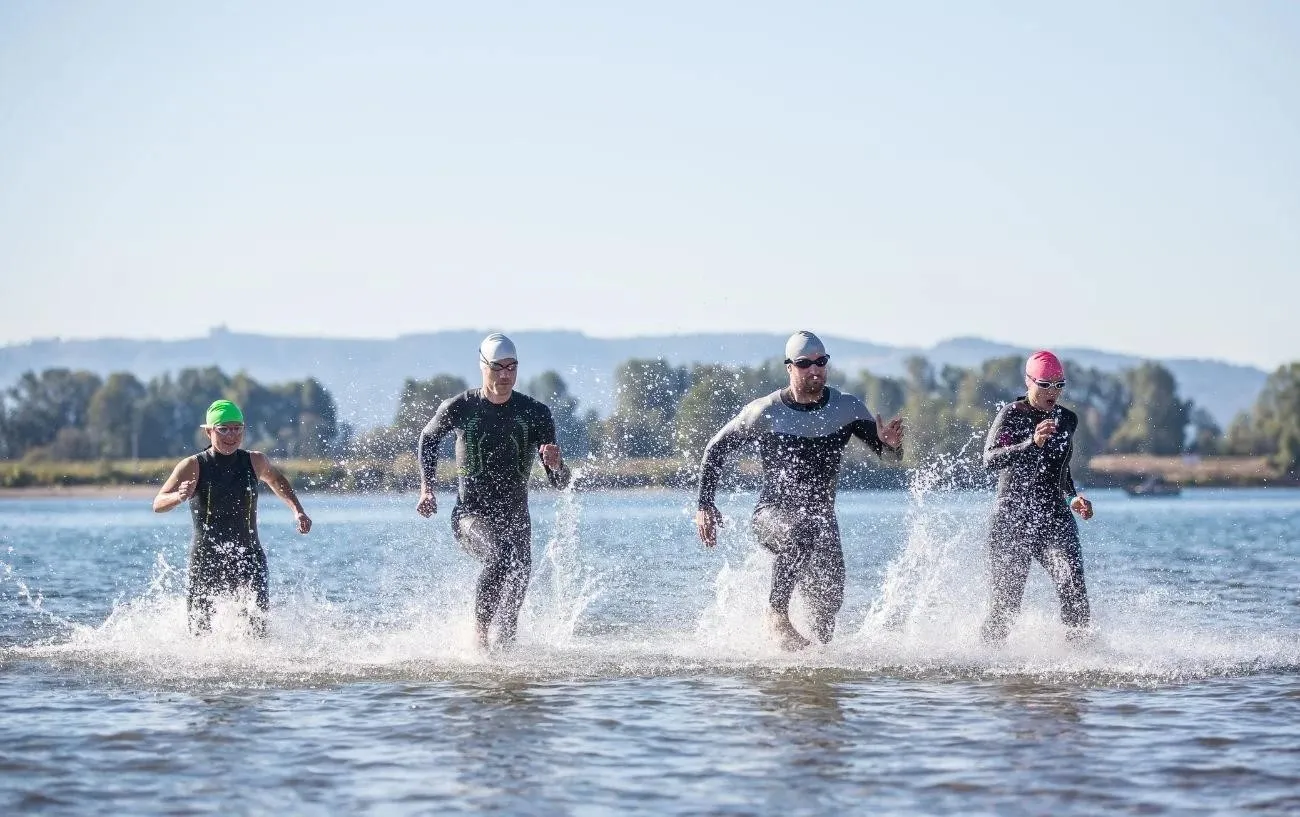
4;357;1300;475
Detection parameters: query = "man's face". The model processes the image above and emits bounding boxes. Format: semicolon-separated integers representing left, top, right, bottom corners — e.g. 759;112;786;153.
481;357;519;392
786;353;830;392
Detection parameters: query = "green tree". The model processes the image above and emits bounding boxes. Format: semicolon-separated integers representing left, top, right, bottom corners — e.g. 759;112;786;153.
673;364;750;458
136;367;231;457
86;373;147;459
525;371;589;457
1107;362;1190;455
1228;363;1300;471
602;359;689;457
2;369;104;458
294;377;340;458
846;370;906;421
1186;406;1222;455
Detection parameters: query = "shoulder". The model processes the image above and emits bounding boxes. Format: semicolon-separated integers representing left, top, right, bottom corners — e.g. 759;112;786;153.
1058;405;1080;424
997;399;1031;418
827;387;871;420
436;390;476;415
738;390;784;423
513;391;549;412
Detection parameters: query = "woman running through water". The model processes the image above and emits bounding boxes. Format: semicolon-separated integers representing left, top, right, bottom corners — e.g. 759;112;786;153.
153;399;312;635
980;351;1095;644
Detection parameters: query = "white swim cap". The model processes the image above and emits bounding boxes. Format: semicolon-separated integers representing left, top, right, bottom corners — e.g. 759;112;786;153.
784;330;826;361
479;332;517;363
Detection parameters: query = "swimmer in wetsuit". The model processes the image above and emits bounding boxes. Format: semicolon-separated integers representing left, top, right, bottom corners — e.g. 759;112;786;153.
416;333;572;652
980;350;1095;644
693;331;905;650
153;399;312;635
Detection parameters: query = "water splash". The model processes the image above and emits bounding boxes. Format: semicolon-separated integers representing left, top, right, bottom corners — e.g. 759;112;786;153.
522;475;601;646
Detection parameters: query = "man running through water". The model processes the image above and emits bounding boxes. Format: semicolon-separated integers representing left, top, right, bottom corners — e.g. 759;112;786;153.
694;331;905;650
416;333;572;652
980;350;1095;644
153;399;312;635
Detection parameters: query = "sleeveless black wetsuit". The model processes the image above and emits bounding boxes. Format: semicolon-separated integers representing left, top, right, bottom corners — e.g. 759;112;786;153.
980;397;1090;642
419;389;571;640
188;448;268;634
696;386;902;643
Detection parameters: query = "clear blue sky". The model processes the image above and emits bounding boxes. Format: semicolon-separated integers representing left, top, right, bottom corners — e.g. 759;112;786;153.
1;1;1296;368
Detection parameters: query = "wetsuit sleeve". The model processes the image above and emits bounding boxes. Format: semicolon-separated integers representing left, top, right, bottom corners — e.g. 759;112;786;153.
696;412;757;510
848;418;904;462
418;397;458;488
983;405;1038;470
535;406;572;489
1060;440;1079;499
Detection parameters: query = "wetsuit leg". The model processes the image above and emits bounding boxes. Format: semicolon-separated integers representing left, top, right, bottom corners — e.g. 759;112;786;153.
797;516;844;644
752;506;810;616
187;544;226;635
981;516;1033;643
1036;516;1089;629
457;513;533;642
188;543;270;636
236;546;270;637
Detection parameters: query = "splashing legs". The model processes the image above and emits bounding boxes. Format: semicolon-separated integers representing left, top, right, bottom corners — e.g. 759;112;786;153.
755;506;843;649
982;538;1031;644
460;512;533;651
1040;539;1090;633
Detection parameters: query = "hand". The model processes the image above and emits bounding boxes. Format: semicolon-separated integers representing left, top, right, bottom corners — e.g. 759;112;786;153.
877;414;904;449
295;511;312;534
539;443;562;470
695;506;722;548
1033;419;1058;447
416;489;437;518
1071;495;1094;520
176;479;196;502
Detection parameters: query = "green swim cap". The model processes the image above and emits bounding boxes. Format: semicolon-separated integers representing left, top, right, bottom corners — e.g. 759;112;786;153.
205;399;244;426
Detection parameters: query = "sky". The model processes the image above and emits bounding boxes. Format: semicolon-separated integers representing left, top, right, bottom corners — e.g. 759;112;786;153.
1;1;1297;368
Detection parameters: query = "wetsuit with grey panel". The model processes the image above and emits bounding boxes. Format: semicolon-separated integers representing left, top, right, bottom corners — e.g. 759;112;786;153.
980;397;1089;641
188;447;269;634
697;386;903;643
419;389;571;638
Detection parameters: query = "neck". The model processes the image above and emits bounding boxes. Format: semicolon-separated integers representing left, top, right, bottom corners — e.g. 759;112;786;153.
790;384;825;405
483;385;512;405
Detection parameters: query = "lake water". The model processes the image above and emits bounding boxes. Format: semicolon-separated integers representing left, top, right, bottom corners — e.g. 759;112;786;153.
2;484;1298;815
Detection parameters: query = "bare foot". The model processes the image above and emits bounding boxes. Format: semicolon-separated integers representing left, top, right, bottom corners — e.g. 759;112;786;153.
475;623;490;654
767;610;810;651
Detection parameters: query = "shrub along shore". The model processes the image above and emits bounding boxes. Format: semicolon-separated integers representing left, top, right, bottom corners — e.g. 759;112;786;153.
0;453;1289;495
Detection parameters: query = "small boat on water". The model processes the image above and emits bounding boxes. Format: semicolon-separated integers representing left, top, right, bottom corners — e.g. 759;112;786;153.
1123;475;1182;497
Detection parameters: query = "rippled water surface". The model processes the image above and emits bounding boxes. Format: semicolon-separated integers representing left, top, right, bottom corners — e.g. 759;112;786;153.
3;486;1298;814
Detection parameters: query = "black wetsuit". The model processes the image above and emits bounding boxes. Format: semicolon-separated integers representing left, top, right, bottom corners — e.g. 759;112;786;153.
980;397;1090;642
188;448;268;634
697;387;902;643
419;389;571;640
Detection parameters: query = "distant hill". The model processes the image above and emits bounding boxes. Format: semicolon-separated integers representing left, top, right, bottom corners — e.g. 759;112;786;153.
0;328;1268;428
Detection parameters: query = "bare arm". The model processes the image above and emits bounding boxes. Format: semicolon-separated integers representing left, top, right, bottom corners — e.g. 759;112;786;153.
250;451;311;533
152;457;198;513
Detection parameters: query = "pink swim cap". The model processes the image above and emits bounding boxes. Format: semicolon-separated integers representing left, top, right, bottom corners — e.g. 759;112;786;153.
1025;350;1065;381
